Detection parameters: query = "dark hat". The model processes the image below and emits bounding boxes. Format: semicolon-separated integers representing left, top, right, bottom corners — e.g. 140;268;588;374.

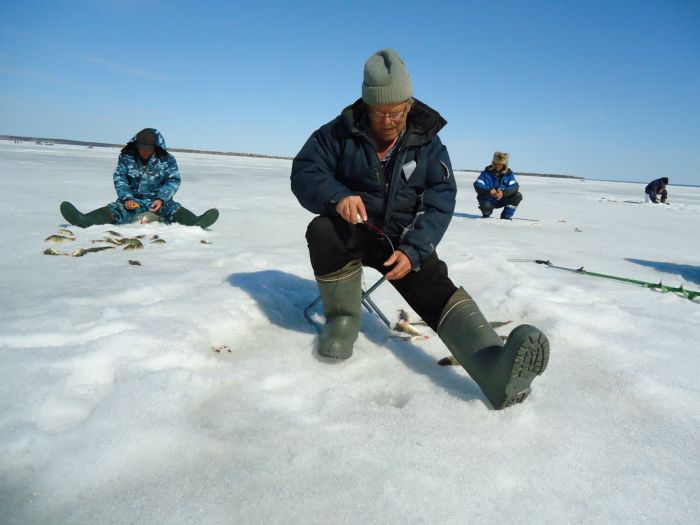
135;129;156;151
661;177;669;185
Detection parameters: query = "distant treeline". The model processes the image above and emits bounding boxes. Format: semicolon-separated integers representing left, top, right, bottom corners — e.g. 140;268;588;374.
456;169;583;180
0;135;293;161
2;135;583;177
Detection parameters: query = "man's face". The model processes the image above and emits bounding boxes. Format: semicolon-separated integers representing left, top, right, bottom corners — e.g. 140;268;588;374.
366;100;411;143
138;147;154;160
493;162;505;172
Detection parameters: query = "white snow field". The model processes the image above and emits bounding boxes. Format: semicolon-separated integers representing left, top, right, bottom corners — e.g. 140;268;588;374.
1;141;698;524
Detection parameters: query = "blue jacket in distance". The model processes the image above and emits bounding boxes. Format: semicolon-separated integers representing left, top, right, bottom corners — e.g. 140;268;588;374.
474;166;519;198
291;98;456;269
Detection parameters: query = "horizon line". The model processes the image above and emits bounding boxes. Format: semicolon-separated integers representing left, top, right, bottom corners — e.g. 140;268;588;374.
2;134;697;187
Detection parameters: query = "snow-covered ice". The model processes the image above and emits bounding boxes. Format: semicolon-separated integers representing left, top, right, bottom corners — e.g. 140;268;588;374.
1;141;698;524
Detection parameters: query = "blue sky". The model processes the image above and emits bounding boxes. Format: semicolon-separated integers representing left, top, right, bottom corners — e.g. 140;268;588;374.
1;0;698;185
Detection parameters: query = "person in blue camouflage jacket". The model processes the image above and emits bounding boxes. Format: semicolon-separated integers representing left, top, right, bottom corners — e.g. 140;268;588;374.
473;152;523;219
291;49;550;410
60;128;219;228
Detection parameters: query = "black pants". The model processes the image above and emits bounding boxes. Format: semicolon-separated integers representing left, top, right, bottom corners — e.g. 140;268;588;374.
477;191;523;214
305;216;458;331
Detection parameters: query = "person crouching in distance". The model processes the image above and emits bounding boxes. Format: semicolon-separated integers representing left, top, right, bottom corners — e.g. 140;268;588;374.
644;177;669;204
473;152;523;220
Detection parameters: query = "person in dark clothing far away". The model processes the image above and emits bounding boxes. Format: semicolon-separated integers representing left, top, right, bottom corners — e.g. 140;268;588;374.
644;177;669;204
473;152;522;219
290;48;550;409
60;128;219;228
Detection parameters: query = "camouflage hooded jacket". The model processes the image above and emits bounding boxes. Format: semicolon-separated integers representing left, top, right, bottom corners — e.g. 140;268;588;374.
291;98;456;269
113;129;181;203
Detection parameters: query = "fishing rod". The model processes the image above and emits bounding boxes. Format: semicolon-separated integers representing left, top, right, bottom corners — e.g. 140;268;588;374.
509;259;700;301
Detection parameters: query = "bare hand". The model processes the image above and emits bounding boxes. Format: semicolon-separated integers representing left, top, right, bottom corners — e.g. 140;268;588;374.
495;190;504;200
149;199;163;212
383;250;412;280
124;200;139;211
335;196;367;224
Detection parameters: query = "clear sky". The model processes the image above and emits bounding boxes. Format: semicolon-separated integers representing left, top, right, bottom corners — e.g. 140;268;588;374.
1;0;698;185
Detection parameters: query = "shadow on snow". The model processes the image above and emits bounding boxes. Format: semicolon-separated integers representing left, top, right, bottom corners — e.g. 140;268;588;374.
452;211;483;220
625;259;700;286
227;270;482;403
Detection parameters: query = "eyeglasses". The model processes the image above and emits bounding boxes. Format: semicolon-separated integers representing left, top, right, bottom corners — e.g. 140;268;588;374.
367;105;409;121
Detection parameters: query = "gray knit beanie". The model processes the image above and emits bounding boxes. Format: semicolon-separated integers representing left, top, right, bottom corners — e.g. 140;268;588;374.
362;49;413;105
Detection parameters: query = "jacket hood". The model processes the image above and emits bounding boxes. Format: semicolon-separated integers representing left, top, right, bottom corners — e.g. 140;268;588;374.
122;128;168;156
340;98;447;147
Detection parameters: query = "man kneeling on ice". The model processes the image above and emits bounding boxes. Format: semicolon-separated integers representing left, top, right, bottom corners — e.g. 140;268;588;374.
291;49;550;409
473;151;522;219
60;128;219;228
644;177;669;204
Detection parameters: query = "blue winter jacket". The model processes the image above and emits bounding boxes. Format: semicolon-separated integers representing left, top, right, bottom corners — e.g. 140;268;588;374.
113;129;181;203
473;166;519;197
291;99;456;269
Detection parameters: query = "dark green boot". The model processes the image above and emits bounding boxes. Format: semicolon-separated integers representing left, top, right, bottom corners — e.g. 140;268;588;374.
437;287;549;409
316;259;363;359
60;202;113;228
172;207;219;228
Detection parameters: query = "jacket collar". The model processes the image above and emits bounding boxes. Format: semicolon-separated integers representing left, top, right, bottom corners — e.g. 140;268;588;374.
340;98;447;148
485;165;513;177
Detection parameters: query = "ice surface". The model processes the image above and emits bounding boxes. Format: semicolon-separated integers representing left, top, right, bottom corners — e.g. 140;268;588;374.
1;141;698;524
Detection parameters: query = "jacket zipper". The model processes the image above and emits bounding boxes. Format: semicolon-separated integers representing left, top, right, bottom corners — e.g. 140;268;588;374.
383;146;407;226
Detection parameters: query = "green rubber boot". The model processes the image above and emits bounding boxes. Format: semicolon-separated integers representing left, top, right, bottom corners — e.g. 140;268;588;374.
172;207;219;228
60;202;113;228
437;287;550;409
316;259;363;359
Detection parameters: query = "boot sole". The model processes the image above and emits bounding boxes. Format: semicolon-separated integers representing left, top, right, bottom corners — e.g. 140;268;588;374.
60;201;85;228
317;344;353;360
197;209;219;229
497;325;549;409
